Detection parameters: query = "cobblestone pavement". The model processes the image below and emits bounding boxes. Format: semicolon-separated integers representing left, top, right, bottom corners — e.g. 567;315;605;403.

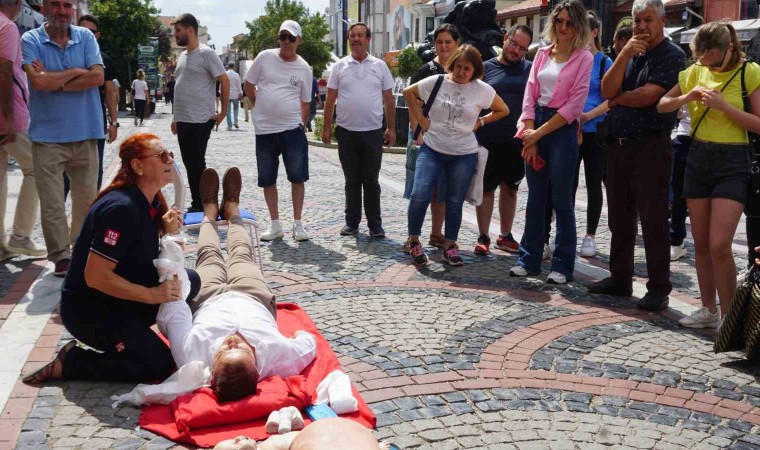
3;104;760;450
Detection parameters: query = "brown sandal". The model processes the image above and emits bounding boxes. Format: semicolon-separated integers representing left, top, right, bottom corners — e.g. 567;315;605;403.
22;340;76;384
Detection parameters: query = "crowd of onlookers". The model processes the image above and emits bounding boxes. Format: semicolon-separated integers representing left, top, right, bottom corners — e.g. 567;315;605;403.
3;0;760;336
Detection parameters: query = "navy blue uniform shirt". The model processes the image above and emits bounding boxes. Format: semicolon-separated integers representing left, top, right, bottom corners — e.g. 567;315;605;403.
62;186;161;322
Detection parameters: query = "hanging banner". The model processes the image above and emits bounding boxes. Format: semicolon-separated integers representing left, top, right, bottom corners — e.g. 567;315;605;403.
389;0;411;50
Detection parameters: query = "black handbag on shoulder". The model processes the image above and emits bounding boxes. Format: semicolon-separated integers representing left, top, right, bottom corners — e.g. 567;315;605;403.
739;61;760;217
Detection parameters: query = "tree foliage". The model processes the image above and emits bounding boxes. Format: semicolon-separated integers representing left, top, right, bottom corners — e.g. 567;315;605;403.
397;46;422;79
89;0;159;85
241;0;332;76
153;19;172;63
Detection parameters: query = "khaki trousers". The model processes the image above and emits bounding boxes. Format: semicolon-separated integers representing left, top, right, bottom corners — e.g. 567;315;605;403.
190;217;276;317
0;133;39;244
32;140;98;262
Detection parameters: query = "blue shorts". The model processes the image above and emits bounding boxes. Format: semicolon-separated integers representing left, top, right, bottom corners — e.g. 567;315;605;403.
255;125;309;187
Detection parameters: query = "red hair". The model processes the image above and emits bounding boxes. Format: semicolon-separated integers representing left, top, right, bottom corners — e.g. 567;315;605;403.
94;133;169;232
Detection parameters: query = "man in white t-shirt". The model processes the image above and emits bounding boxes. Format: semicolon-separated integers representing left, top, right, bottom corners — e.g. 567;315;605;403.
225;62;242;130
244;20;312;242
322;23;395;238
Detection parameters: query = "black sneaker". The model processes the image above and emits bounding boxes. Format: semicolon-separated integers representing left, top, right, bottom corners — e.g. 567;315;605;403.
444;245;464;266
588;277;633;296
637;292;669;311
369;224;385;238
409;241;429;266
340;225;359;236
54;258;70;277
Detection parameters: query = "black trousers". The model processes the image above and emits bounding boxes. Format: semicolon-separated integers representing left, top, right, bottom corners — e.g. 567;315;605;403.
134;99;147;121
177;120;215;211
60;269;200;382
335;126;384;228
607;135;672;295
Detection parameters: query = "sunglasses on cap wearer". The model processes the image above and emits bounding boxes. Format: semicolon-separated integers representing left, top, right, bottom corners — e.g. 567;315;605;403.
138;150;174;163
279;33;297;42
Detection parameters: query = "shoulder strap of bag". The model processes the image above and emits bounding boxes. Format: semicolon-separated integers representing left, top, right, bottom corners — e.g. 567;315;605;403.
691;63;745;138
413;75;445;140
599;56;606;81
11;74;27;105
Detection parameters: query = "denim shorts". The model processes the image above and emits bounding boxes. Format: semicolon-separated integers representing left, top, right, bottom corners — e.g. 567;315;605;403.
255;125;309;187
683;140;751;204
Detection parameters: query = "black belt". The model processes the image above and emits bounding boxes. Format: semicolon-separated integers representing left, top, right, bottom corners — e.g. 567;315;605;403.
610;131;671;146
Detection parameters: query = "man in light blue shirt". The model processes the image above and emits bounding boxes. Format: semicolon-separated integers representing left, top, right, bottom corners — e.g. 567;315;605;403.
21;0;104;277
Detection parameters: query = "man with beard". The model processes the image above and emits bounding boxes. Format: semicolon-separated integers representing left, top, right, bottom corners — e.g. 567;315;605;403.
21;0;104;277
170;13;229;212
473;24;532;255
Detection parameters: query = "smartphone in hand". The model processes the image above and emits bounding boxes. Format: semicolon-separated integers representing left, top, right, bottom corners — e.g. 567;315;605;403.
531;155;546;171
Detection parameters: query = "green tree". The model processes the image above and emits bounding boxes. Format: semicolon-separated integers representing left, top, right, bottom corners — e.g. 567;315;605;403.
241;0;332;76
396;46;422;79
152;18;172;63
89;0;160;87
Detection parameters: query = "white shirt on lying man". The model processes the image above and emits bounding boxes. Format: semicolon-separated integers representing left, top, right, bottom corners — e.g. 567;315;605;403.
157;292;317;380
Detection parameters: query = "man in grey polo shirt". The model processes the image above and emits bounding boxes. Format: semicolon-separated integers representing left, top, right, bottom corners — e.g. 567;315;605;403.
171;13;229;212
322;22;395;238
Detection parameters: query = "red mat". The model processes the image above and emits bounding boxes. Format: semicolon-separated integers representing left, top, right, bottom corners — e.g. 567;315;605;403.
139;302;376;447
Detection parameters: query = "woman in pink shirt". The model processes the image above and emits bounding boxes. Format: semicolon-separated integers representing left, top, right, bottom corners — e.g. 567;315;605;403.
509;0;593;284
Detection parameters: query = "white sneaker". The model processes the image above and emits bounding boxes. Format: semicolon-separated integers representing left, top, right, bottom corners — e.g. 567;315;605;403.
670;243;687;261
546;271;567;284
510;265;528;277
542;244;552;261
260;223;284;241
7;236;47;258
580;235;597;257
679;307;721;329
292;223;309;241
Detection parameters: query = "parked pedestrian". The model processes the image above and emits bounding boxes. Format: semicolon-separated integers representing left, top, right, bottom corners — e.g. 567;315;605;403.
165;75;175;109
591;0;685;309
658;22;760;327
403;44;509;266
323;22;396;238
0;0;46;261
226;62;242;130
244;20;312;241
404;23;459;252
612;25;632;60
21;0;105;276
170;13;229;212
307;75;321;132
22;134;200;384
473;24;532;255
131;69;149;126
509;0;593;284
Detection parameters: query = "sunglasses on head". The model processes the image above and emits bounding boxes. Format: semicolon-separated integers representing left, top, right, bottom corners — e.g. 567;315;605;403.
279;33;297;42
138;150;174;163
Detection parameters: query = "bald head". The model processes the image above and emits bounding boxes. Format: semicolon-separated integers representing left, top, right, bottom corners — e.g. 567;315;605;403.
289;418;378;450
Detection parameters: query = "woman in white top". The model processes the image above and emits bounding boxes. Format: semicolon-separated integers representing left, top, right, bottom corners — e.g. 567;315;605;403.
403;45;509;266
131;69;150;126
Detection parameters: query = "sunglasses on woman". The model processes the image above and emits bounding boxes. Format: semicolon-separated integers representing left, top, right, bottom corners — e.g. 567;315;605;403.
553;17;575;28
139;150;174;163
279;33;297;43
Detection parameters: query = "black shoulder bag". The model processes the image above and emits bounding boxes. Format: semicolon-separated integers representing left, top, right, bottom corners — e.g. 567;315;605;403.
740;61;760;217
406;75;444;171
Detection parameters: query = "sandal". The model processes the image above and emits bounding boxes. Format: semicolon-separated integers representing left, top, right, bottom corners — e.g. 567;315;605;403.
22;340;76;384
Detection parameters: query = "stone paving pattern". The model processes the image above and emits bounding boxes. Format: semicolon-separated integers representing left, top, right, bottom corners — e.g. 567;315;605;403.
2;104;760;449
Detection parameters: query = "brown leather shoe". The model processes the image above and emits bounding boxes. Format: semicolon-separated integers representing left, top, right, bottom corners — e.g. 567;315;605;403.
221;167;242;220
200;168;220;213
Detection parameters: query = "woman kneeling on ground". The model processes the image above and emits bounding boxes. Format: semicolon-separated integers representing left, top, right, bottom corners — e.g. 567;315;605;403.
24;133;200;384
403;44;509;266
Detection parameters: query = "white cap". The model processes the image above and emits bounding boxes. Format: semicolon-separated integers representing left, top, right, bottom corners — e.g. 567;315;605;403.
279;20;302;38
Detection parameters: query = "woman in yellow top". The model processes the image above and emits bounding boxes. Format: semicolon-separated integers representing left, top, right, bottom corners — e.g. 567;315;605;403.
658;22;760;329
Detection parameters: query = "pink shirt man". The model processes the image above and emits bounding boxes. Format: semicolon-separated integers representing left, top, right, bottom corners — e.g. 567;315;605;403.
515;44;592;139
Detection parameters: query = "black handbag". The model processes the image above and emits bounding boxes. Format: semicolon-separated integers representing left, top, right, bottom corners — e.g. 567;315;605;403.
739;62;760;217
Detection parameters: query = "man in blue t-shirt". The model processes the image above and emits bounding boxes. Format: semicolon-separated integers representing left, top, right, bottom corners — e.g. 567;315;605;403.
21;0;104;277
473;24;533;255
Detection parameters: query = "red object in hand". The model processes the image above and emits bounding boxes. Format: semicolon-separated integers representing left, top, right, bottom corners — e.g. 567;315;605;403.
531;155;545;171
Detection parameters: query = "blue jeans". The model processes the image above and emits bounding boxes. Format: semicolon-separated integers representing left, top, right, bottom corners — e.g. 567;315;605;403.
226;99;240;127
255;125;309;187
407;144;477;242
518;107;578;279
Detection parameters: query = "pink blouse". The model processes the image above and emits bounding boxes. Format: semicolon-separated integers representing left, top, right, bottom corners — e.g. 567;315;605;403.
515;44;593;139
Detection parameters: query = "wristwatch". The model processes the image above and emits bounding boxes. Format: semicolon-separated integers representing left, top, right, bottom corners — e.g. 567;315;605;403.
109;121;119;128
